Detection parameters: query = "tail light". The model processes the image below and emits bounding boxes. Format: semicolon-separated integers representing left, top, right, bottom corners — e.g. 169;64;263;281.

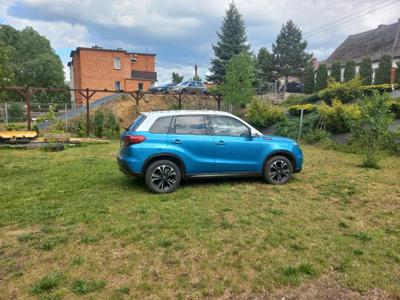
124;135;146;146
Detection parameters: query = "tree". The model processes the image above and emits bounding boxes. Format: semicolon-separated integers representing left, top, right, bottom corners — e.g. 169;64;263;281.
375;55;392;84
255;47;275;93
343;60;356;82
330;61;341;82
303;64;315;94
171;72;183;84
315;64;328;91
272;20;312;81
396;62;400;84
192;74;202;81
351;92;393;168
221;52;254;108
0;25;66;102
207;2;250;84
359;57;373;85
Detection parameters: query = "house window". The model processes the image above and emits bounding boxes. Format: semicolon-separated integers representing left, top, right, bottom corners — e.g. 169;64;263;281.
113;57;121;69
138;82;144;91
115;81;121;91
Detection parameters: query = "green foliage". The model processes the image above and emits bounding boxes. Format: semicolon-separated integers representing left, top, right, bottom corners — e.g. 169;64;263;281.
246;99;285;128
360;83;397;95
272;20;312;80
395;62;400;84
0;25;67;103
35;105;56;123
288;104;316;116
350;92;393;168
255;47;275;93
303;64;314;94
303;129;330;144
221;52;255;107
171;72;183;84
359;57;373;85
276;111;319;139
375;55;392;84
31;272;63;294
343;60;356;82
315;64;328;91
93;111;105;137
71;279;106;295
8;102;25;121
330;61;342;82
319;78;362;104
207;2;250;84
318;99;361;133
104;111;120;138
191;74;202;81
389;99;400;118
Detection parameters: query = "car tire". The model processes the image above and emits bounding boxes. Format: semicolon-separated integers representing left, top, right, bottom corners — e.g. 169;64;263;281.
264;155;293;185
145;160;181;193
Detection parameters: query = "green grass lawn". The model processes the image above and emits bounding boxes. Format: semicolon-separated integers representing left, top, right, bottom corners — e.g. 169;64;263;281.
0;142;399;299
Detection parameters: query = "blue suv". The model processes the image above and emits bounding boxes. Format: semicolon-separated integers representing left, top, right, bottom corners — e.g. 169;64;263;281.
118;111;303;193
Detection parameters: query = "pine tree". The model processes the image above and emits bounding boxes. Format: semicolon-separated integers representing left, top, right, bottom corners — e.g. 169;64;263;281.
315;64;328;91
272;20;312;81
375;55;392;84
396;62;400;85
359;57;372;85
330;61;341;82
303;64;315;94
207;2;250;84
344;60;356;82
221;52;254;107
255;47;274;93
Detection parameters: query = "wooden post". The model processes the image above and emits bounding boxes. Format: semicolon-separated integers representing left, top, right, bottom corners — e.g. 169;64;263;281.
172;93;183;110
26;88;32;130
78;88;97;137
298;109;304;140
4;102;8;124
128;91;143;112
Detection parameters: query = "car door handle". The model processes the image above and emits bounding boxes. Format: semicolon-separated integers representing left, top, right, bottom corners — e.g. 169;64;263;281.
216;140;225;145
172;139;182;144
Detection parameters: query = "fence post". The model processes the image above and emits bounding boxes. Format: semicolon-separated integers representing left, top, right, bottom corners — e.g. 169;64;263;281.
298;109;304;140
4;102;8;124
65;103;68;130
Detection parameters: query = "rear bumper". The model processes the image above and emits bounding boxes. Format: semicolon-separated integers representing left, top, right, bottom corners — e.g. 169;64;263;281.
117;154;142;177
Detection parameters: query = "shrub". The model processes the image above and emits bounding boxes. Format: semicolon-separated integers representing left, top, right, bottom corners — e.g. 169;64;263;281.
93;111;104;137
350;92;393;168
389;99;400;118
104;112;120;138
318;99;361;133
303;129;330;144
375;55;392;84
315;64;328;91
283;94;307;107
319;78;362;104
246;99;285;129
344;60;356;82
288;104;316;116
361;84;396;95
359;57;373;85
276;111;320;139
8;103;25;122
303;64;315;94
36;106;57;123
330;61;342;82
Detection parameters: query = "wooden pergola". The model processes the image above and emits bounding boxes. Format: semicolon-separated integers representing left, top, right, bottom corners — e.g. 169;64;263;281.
1;85;223;136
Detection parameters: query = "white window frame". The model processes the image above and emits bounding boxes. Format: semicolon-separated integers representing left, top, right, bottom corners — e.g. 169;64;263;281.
113;57;121;69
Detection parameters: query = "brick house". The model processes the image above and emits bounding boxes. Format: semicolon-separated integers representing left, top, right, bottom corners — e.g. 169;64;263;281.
68;46;157;106
325;19;400;83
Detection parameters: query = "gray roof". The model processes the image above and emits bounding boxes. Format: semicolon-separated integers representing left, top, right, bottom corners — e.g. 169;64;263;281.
326;20;400;64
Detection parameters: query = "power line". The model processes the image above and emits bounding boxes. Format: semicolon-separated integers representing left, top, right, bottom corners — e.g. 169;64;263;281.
303;0;393;35
304;0;400;38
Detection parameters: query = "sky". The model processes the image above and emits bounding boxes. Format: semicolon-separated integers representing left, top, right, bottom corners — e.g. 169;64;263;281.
1;0;399;84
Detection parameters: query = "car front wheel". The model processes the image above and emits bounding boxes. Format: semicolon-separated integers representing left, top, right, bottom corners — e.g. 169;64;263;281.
264;155;293;185
145;160;181;193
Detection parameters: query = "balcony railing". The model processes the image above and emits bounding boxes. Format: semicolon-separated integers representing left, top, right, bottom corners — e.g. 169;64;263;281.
131;71;157;81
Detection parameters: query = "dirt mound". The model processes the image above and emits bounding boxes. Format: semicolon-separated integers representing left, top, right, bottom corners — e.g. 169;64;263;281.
97;94;219;128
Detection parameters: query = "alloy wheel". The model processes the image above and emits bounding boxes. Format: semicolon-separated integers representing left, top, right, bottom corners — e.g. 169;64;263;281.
268;160;290;183
151;165;177;191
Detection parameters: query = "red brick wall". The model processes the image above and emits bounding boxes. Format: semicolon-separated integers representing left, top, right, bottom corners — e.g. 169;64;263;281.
72;49;156;105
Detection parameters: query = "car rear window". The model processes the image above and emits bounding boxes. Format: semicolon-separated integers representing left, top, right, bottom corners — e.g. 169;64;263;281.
128;114;146;131
149;116;172;134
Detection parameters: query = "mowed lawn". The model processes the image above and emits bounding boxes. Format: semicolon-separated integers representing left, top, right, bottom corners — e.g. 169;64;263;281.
0;142;399;299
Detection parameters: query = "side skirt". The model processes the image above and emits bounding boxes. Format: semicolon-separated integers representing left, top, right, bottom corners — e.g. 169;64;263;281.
184;172;262;179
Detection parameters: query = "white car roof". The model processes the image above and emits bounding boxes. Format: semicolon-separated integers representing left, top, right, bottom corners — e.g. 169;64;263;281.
141;110;233;117
137;110;262;135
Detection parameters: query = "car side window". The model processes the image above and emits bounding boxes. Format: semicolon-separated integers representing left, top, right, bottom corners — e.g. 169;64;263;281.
189;82;196;87
208;115;250;137
149;116;172;134
174;115;206;135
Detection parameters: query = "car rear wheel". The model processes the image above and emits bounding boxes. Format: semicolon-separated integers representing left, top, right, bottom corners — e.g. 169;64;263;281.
264;155;293;185
145;160;181;193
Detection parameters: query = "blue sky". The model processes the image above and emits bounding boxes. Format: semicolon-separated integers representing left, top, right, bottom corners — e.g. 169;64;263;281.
1;0;399;83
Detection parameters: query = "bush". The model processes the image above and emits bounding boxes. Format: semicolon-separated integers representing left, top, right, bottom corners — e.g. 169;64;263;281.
246;99;285;129
35;106;57;123
93;111;104;137
276;111;320;139
319;78;362;104
303;129;330;144
389;99;400;118
361;84;396;95
288;104;316;116
8;103;26;122
318;99;361;133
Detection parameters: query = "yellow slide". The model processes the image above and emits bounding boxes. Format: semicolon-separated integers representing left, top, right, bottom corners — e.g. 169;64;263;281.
0;131;38;141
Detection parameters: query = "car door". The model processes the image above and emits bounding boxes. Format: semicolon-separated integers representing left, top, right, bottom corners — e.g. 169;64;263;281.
167;115;215;174
207;115;264;173
187;81;197;94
